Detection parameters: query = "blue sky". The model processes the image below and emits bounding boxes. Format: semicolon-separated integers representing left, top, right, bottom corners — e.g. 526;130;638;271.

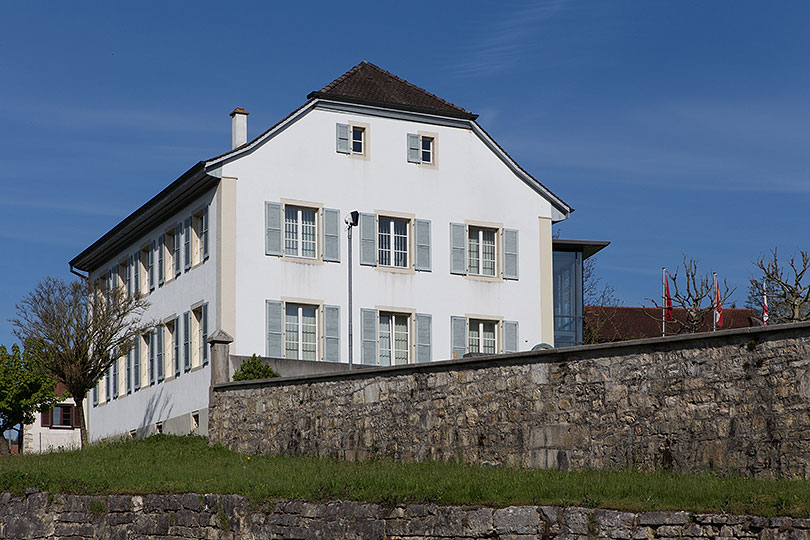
1;1;808;347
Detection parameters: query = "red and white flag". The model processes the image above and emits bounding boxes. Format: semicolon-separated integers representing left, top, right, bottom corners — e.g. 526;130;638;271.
664;272;674;321
763;281;769;325
714;276;724;328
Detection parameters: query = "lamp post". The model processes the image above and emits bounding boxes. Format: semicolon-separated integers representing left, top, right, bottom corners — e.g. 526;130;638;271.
345;211;359;370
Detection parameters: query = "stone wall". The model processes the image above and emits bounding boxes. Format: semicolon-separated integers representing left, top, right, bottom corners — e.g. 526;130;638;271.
210;322;810;478
2;490;808;540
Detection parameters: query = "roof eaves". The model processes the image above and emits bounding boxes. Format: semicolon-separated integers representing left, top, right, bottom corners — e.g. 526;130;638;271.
70;161;212;272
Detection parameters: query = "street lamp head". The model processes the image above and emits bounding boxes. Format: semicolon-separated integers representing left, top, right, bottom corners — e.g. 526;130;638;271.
344;210;360;227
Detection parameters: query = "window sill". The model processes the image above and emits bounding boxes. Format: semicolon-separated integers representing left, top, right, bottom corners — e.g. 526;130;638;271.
281;255;324;266
48;425;76;430
376;265;415;275
464;274;503;283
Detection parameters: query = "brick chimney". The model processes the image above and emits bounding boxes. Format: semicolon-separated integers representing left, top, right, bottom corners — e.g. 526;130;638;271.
230;107;249;149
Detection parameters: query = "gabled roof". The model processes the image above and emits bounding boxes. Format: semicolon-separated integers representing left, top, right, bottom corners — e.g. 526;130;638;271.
307;61;478;120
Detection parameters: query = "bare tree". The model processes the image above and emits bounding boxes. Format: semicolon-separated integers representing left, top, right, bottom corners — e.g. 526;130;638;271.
745;249;810;324
582;257;622;344
648;256;735;334
12;276;150;448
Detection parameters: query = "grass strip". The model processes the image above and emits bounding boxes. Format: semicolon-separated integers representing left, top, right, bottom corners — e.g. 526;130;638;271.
1;435;809;516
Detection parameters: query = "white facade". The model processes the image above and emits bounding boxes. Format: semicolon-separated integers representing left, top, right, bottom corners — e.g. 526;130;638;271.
73;65;571;441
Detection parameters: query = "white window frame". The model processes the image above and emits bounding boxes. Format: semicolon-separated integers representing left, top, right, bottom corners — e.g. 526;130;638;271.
420;136;434;164
379;312;411;366
351;126;365;155
284;303;319;361
468;318;498;355
468;226;498;277
377;216;410;268
284;205;318;259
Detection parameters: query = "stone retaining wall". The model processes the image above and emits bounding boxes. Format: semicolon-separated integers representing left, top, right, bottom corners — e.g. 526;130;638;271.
1;490;808;540
210;323;810;478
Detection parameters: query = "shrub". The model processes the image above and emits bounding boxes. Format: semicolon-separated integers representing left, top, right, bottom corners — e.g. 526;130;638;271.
232;355;280;381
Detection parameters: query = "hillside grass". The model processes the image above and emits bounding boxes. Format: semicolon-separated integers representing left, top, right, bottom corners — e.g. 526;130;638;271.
1;435;810;516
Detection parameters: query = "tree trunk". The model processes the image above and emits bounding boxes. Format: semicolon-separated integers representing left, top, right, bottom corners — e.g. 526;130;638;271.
76;399;88;449
16;425;23;455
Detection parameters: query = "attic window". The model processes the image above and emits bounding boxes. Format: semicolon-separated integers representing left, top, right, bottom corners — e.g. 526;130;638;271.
351;127;365;154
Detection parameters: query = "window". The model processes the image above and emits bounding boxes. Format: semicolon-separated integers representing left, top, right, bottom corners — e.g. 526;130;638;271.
149;330;156;385
407;133;436;165
378;217;409;268
266;301;339;361
168;317;180;378
51;405;74;428
265;203;341;262
112;356;119;398
469;319;497;354
351;126;365;154
156;326;165;383
284;206;317;258
358;213;431;271
379;312;410;366
139;245;151;293
118;260;129;298
192;206;209;266
449;223;518;280
184;217;192;271
285;304;318;360
133;337;142;391
173;224;182;277
450;317;519;358
336;123;368;157
164;228;176;282
468;226;497;276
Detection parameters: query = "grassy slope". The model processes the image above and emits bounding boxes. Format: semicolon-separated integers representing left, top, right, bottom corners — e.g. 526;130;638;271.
1;435;809;516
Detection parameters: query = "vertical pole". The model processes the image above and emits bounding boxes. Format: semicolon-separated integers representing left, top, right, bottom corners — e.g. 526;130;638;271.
662;267;666;338
712;272;717;332
347;225;354;371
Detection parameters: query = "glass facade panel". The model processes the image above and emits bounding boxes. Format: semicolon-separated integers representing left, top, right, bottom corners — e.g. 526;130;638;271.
553;250;583;347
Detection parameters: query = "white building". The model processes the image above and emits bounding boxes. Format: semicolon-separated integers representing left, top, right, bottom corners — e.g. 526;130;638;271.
23;390;81;453
70;62;575;441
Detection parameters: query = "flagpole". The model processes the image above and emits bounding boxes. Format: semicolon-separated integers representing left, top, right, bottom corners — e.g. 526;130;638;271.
662;267;666;337
712;273;717;332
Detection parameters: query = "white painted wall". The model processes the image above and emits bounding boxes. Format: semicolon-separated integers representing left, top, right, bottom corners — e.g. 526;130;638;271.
86;190;217;441
222;107;555;362
23;399;80;454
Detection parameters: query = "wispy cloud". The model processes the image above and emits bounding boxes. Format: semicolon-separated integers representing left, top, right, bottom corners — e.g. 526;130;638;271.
453;0;570;77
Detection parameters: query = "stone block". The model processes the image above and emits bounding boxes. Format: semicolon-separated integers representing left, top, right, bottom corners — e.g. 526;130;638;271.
638;511;690;526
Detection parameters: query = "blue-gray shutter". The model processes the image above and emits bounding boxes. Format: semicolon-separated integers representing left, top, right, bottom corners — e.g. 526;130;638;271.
407;133;421;163
157;327;164;381
126;349;132;394
112;358;118;398
266;300;283;358
322;208;341;262
414;219;431;272
336;123;350;154
174;224;181;277
126;255;133;297
450;223;466;275
201;304;209;365
265;202;282;256
323;305;340;362
93;385;98;406
415;313;432;363
359;213;377;266
451;316;467;359
174;317;180;377
183;312;190;372
503;229;519;280
105;367;111;402
149;330;156;384
158;235;165;286
133;252;141;294
133;338;141;390
361;308;377;365
503;320;519;354
184;218;192;270
202;206;209;260
148;241;156;290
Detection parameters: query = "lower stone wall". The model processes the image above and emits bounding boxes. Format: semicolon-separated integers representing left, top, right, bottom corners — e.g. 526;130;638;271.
210;323;810;478
1;490;807;540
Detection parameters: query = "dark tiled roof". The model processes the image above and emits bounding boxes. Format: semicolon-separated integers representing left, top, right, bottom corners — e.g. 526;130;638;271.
307;61;477;120
585;306;761;343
